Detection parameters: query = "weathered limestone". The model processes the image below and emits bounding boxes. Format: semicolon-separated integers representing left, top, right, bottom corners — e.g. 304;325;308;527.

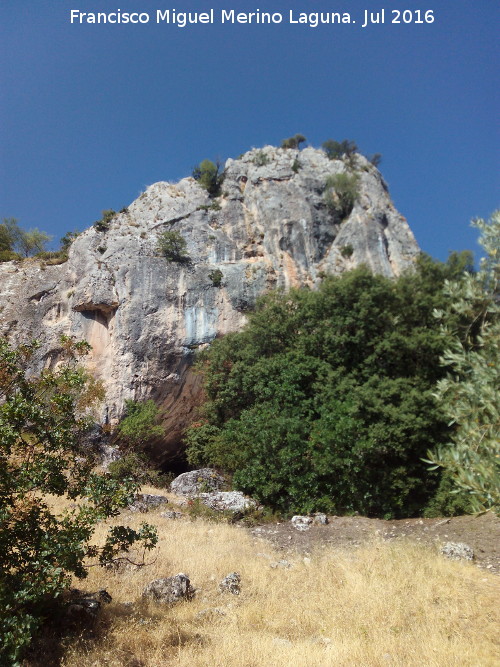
0;147;420;461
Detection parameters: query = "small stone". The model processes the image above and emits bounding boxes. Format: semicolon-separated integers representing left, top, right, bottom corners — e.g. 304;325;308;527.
291;515;313;531
272;638;292;647
219;572;241;595
128;493;169;513
440;542;474;561
142;573;194;604
270;560;292;569
312;513;328;525
160;510;183;520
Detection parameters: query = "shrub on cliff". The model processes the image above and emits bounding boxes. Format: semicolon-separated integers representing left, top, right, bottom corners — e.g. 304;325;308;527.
281;134;307;150
0;338;157;664
192;159;224;196
157;230;189;262
324;172;360;220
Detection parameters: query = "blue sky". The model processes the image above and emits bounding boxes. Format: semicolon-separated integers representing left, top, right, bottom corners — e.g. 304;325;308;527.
1;0;498;261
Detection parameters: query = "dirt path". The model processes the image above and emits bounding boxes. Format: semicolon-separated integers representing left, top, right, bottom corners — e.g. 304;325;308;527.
247;511;500;573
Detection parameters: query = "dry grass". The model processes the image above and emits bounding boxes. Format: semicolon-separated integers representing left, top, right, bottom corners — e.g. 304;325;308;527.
51;488;500;667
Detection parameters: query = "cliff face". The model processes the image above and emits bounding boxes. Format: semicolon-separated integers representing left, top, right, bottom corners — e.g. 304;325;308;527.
0;147;419;460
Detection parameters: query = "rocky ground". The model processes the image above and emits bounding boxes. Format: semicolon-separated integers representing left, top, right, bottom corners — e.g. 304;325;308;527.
246;511;500;574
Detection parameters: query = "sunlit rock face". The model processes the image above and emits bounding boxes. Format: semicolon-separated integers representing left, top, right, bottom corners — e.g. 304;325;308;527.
0;147;419;461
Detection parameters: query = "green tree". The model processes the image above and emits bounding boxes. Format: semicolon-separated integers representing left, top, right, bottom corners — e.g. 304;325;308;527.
60;229;80;252
157;230;189;262
427;212;500;511
281;134;307;150
186;257;474;517
192;159;223;196
0;338;157;664
0;218;51;258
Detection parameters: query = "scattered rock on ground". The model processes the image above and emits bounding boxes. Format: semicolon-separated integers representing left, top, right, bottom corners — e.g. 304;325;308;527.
291;515;313;531
270;559;292;569
312;513;329;525
64;589;112;625
128;493;169;512
219;572;241;595
142;573;195;604
160;510;184;520
171;469;225;496
198;491;257;513
440;542;474;561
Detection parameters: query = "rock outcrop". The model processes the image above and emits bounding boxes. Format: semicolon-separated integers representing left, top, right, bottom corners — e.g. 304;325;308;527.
0;147;420;461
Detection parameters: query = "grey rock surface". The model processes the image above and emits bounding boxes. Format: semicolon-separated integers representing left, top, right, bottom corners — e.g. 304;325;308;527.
198;491;257;512
291;515;313;531
219;572;241;595
0;147;420;461
142;573;194;604
170;468;225;496
440;542;474;561
128;493;169;512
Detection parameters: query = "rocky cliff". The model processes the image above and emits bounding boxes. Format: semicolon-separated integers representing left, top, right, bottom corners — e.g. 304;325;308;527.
0;146;419;460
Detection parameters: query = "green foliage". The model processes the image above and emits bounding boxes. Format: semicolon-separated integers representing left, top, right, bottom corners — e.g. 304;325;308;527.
34;250;69;265
0;218;51;257
340;244;354;258
157;230;189;263
94;209;116;232
0;250;21;262
0;338;157;663
117;399;164;447
60;230;80;251
253;150;270;167
107;451;171;488
322;139;358;160
281;134;307;150
209;269;223;287
368;153;382;167
427;212;500;512
324;172;360;219
292;158;301;173
186;257;475;517
192;159;224;196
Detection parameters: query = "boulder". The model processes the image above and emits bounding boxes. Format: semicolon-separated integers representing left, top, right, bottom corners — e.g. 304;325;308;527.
142;573;194;604
197;491;257;513
291;515;313;531
128;493;169;512
440;542;474;561
219;572;241;595
170;469;225;496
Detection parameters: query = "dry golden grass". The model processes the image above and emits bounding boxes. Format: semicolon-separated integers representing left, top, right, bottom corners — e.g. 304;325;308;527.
54;488;500;667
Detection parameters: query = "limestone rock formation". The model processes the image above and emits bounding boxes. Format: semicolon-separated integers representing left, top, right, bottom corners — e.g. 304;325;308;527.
0;147;420;461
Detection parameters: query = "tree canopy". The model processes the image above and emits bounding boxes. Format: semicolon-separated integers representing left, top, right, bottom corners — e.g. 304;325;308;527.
0;338;157;664
186;255;474;517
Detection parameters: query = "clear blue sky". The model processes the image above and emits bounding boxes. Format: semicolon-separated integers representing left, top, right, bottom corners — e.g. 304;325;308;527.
1;0;498;261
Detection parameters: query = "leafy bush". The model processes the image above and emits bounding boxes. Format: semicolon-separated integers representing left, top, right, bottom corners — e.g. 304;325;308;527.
0;338;157;664
253;150;270;167
340;244;354;258
34;250;68;264
117;399;164;447
322;139;358;160
281;134;307;150
426;212;500;512
0;218;51;257
157;230;189;263
94;209;116;232
107;451;171;488
0;250;21;262
60;230;80;251
192;160;224;196
324;172;360;219
209;269;223;287
186;257;475;517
